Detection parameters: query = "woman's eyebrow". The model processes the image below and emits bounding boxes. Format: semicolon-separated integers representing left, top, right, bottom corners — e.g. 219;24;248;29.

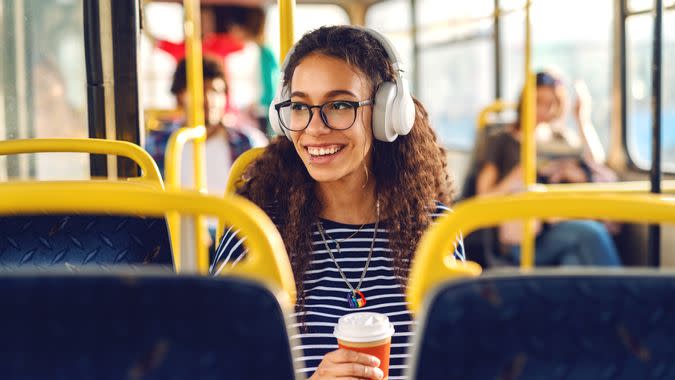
290;90;358;99
324;90;358;98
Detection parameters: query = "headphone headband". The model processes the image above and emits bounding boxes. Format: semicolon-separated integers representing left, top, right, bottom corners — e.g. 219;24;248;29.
269;26;415;142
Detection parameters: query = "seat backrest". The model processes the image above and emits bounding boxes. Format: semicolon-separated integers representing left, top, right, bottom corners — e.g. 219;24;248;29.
0;215;173;268
410;272;675;380
0;273;296;380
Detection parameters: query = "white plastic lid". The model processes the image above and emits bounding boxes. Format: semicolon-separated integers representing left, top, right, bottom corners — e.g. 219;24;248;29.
333;312;395;343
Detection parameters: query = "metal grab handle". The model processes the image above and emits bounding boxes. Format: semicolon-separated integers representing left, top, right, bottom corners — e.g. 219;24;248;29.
0;138;162;185
476;100;518;130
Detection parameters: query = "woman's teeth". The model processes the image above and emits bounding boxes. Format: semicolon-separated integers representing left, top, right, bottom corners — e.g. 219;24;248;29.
308;146;342;156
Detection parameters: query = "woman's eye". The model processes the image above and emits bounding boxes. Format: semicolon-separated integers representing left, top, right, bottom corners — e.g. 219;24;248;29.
290;103;306;111
331;102;353;110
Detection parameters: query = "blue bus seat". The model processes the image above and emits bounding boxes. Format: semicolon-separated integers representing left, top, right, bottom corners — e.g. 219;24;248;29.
0;215;173;268
410;271;675;379
0;272;296;379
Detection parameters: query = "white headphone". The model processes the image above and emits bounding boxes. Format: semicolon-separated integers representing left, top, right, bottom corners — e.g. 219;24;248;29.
268;26;415;142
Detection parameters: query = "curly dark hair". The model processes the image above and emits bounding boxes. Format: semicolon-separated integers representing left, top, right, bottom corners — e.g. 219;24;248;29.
237;25;452;306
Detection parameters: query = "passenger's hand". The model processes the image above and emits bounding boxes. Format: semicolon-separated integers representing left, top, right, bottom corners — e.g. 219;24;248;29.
548;160;588;183
309;349;384;380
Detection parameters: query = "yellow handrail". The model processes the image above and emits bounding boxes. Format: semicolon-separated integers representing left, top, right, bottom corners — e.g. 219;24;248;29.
406;192;675;314
225;147;265;195
161;0;209;274
219;147;266;246
536;180;675;193
520;0;536;269
164;125;208;273
0;138;162;186
279;0;296;62
144;108;184;131
476;100;518;130
0;181;297;307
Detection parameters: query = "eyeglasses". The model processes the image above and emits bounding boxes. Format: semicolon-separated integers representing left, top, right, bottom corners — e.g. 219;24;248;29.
536;72;562;87
274;99;374;131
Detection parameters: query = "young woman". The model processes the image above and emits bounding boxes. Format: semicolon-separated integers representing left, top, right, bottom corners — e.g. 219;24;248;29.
211;26;463;379
476;70;621;266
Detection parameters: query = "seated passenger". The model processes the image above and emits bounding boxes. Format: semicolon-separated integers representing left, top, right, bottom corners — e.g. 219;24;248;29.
211;26;464;379
145;56;267;192
476;70;621;266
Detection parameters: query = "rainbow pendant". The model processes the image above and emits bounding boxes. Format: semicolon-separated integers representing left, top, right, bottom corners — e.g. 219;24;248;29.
348;290;367;308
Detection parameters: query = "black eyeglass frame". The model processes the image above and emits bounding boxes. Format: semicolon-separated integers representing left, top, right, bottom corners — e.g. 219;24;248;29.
273;99;374;131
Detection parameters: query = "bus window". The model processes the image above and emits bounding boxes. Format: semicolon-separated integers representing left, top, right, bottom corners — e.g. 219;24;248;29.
140;2;184;110
265;4;350;59
413;0;494;150
626;10;675;171
0;0;89;180
502;0;613;154
365;0;414;80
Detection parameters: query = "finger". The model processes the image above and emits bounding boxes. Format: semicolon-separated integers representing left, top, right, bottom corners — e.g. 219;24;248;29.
317;363;384;380
327;349;381;367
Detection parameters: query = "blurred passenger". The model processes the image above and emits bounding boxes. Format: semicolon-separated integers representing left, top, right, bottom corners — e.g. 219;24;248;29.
214;6;279;136
476;70;621;266
145;56;267;193
211;26;464;380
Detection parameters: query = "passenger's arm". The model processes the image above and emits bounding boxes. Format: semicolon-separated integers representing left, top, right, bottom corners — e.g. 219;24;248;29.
476;163;523;196
309;349;383;380
573;81;606;163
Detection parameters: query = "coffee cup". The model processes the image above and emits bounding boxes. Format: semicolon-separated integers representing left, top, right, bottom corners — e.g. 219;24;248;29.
334;312;395;379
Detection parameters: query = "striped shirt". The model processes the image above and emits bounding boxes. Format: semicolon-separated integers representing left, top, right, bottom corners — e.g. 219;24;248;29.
211;202;465;379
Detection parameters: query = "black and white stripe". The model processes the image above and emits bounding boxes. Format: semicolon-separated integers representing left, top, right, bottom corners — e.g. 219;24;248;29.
211;202;464;379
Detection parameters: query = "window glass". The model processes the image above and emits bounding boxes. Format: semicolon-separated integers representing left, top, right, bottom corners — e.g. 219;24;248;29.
502;0;613;154
0;0;89;180
626;11;675;170
265;4;350;58
418;39;494;149
365;0;414;81
412;0;494;149
140;2;184;110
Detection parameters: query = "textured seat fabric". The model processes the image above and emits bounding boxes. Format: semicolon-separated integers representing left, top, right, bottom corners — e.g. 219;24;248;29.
0;273;296;380
411;272;675;380
0;215;172;268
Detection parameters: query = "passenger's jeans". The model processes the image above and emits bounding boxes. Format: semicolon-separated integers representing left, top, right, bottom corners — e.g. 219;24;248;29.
510;220;621;266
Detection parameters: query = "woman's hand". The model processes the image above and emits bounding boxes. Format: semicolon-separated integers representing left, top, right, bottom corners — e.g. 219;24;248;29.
309;349;384;380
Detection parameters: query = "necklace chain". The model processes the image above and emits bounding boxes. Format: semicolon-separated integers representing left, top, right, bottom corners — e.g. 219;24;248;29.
326;223;366;246
317;197;380;294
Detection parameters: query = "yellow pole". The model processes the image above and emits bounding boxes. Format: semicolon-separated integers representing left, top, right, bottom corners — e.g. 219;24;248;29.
279;0;296;61
520;0;537;269
183;0;209;274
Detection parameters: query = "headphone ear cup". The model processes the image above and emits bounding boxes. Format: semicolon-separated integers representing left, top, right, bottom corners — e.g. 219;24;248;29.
372;81;397;142
392;77;415;136
268;85;291;139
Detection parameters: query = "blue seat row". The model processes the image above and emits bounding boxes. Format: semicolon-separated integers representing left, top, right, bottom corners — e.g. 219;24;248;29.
411;271;675;379
0;215;173;268
0;272;295;380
